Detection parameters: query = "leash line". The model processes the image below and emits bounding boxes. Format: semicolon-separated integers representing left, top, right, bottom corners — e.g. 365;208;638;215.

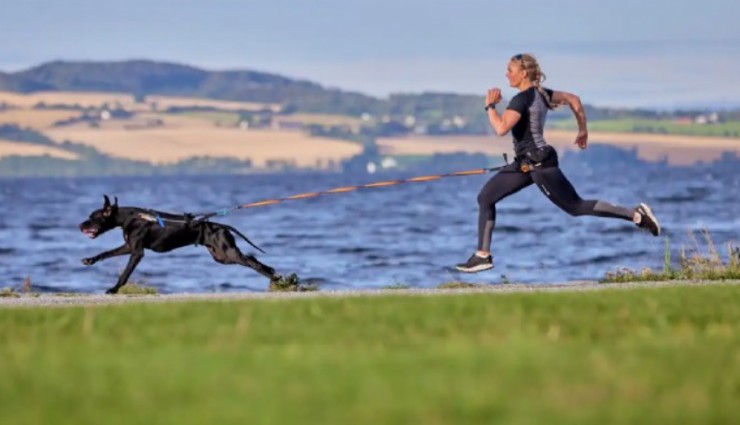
144;154;510;225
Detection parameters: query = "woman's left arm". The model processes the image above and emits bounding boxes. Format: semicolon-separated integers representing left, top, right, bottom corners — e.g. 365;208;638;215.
551;90;588;149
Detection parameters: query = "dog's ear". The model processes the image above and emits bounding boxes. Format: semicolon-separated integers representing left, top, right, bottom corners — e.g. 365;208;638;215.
103;195;115;217
114;196;118;207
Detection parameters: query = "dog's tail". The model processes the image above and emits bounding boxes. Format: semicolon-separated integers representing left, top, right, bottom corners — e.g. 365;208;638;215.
221;224;266;254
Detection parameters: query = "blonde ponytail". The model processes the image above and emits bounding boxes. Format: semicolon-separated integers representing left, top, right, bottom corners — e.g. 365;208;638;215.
513;53;557;110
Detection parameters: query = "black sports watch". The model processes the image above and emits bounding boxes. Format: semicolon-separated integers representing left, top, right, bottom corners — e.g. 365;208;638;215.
484;102;497;111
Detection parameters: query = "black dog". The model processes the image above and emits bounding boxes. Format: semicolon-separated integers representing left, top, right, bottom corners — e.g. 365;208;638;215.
79;195;278;294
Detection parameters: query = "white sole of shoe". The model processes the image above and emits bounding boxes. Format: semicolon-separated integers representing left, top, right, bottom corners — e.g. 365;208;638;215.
455;263;494;273
639;202;661;236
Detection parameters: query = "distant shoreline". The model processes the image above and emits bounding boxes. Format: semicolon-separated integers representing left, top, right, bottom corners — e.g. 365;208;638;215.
1;88;738;171
2;129;738;166
378;130;740;166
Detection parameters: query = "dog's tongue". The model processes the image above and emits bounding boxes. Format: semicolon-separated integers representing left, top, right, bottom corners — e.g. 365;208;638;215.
82;229;97;238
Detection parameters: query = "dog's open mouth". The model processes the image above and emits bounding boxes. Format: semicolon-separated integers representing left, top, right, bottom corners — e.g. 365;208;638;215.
81;228;99;239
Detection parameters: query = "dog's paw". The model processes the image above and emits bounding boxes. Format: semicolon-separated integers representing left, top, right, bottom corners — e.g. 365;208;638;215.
105;287;118;294
268;273;318;292
81;257;96;266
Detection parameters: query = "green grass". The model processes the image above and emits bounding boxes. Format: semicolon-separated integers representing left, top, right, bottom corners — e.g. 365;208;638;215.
604;234;740;283
436;281;482;289
549;118;740;138
117;282;160;295
2;285;740;424
381;283;412;290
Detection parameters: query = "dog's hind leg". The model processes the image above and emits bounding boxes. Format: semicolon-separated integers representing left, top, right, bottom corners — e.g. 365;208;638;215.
236;253;277;280
207;242;277;280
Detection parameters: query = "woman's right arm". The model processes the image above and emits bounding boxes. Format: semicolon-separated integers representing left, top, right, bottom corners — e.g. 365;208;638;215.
552;90;588;149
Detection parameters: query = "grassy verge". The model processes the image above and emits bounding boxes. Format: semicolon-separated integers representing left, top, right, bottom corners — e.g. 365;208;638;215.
117;282;160;295
436;281;483;289
604;233;739;283
2;284;740;424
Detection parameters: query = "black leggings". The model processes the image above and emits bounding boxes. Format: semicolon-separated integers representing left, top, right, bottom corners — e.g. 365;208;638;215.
476;162;634;251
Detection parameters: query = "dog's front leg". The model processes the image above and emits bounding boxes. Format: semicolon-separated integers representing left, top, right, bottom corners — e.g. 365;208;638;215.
82;244;132;266
105;250;144;294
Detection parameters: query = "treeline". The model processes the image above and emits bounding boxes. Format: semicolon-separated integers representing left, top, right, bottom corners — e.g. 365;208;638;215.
0;60;382;116
3;59;721;122
0;61;491;133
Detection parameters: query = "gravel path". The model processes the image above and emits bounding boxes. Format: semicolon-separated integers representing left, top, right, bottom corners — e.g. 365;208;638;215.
1;280;739;309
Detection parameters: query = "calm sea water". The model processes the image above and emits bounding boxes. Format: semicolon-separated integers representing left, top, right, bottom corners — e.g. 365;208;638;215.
1;164;738;293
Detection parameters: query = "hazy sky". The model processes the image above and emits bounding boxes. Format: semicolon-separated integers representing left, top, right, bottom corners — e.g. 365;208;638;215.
1;0;738;107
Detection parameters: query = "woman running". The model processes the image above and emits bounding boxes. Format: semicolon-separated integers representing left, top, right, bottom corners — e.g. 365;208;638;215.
456;53;660;273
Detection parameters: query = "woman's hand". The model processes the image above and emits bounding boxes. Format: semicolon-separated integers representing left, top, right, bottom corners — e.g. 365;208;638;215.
575;130;588;149
486;88;502;107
